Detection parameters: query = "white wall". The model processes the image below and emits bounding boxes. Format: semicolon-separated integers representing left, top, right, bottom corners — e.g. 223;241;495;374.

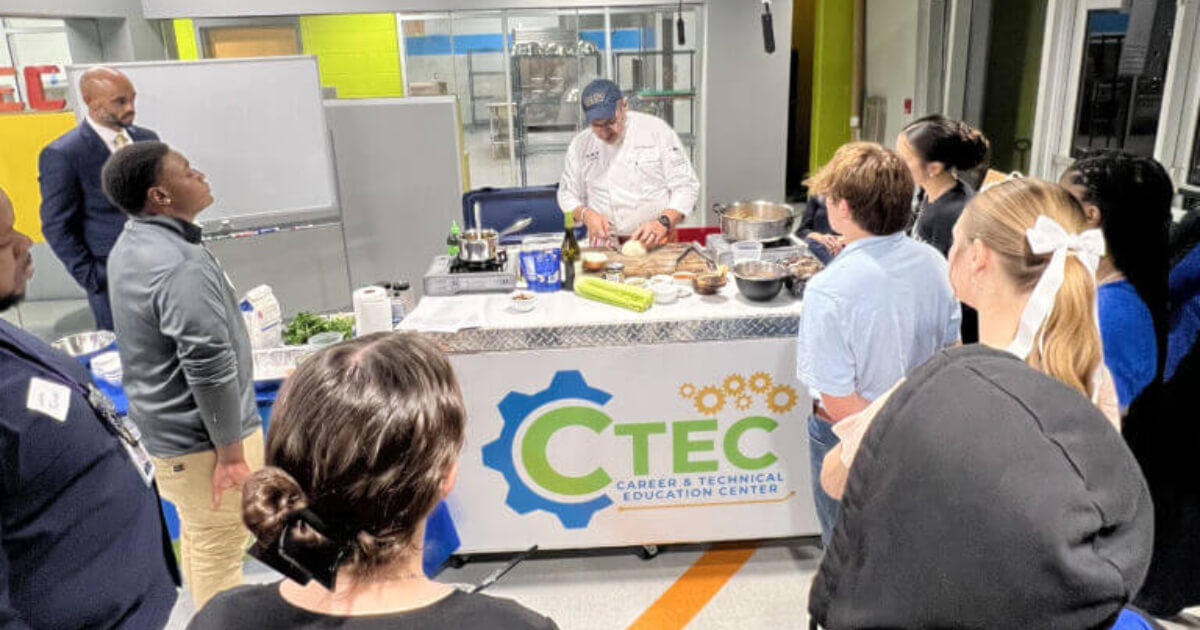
702;0;792;217
865;0;919;146
2;0;140;18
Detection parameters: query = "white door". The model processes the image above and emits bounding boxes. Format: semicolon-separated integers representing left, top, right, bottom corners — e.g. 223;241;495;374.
1031;0;1189;182
1157;0;1200;213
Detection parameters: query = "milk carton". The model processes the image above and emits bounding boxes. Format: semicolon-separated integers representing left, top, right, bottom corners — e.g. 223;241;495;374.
240;285;283;349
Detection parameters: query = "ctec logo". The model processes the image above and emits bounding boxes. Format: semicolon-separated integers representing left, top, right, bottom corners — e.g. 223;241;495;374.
482;371;799;530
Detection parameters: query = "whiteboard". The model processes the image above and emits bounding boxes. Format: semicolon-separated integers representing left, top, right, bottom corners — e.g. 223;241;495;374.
67;57;338;230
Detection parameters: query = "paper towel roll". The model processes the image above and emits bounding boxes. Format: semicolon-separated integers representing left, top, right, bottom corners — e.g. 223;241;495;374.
353;286;393;336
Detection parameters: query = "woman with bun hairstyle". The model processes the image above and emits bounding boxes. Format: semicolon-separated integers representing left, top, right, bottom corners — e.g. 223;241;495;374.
897;115;991;258
188;332;559;630
898;115;991;343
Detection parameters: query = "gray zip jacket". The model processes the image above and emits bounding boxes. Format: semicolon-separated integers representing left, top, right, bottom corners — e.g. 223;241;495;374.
108;214;258;458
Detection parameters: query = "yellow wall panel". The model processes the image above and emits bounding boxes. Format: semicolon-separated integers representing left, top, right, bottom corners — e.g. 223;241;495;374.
0;112;77;243
173;19;200;61
299;14;404;99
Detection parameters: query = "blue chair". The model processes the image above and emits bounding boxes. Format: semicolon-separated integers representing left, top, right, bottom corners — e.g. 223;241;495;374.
462;184;585;244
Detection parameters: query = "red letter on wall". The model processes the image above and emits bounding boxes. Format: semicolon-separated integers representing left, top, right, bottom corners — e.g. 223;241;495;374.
25;65;67;111
0;68;21;112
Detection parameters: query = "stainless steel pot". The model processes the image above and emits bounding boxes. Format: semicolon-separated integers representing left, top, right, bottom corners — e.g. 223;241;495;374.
713;200;797;242
458;228;500;263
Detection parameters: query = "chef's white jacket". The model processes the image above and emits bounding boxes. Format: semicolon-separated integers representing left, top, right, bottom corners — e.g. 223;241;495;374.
557;111;700;236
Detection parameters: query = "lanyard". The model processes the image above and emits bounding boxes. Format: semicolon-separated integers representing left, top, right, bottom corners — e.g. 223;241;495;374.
0;334;143;450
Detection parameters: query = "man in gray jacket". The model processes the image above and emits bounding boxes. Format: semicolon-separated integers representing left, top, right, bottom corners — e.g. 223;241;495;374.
103;141;263;609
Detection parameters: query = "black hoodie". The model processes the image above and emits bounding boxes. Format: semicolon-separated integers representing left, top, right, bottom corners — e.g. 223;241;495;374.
809;346;1154;630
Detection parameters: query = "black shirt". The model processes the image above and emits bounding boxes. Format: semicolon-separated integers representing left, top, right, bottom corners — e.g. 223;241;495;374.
0;320;178;629
796;195;836;239
912;179;974;257
188;582;560;630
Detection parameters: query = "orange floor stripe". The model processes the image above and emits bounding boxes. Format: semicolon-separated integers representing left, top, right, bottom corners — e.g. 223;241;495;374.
625;544;759;630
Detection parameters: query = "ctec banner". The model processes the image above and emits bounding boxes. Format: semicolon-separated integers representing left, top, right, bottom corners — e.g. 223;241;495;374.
447;338;819;554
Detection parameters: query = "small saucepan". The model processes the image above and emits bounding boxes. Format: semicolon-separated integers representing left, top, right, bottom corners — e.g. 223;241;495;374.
459;228;500;263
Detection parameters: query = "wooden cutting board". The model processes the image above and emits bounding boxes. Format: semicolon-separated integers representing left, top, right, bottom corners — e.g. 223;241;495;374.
582;243;713;278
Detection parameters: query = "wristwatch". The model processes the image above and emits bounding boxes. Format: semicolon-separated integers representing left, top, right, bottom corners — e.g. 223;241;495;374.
657;214;672;231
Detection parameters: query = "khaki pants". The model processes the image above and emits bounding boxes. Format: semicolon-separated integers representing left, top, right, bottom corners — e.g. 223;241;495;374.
154;429;264;609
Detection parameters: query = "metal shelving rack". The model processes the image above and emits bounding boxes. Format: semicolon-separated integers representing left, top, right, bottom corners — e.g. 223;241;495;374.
614;49;698;162
506;27;603;186
466;49;505;129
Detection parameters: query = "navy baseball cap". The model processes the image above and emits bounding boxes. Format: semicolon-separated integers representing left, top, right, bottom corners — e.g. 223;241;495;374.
581;79;623;124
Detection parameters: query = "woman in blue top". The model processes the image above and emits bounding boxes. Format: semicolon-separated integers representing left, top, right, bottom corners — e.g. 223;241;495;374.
1060;153;1171;413
1061;152;1191;618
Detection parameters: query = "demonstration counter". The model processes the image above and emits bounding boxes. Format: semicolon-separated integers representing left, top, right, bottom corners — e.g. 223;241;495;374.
399;280;821;554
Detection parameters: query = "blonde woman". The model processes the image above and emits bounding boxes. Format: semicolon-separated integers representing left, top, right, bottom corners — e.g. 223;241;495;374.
822;179;1118;500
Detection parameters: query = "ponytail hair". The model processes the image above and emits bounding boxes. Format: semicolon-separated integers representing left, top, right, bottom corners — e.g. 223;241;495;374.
903;115;991;172
1062;151;1172;381
960;179;1101;396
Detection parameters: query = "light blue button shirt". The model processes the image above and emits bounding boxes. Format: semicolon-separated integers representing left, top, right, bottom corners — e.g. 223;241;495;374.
797;232;961;401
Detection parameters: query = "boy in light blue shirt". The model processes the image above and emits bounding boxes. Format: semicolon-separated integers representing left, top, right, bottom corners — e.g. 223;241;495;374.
797;142;961;543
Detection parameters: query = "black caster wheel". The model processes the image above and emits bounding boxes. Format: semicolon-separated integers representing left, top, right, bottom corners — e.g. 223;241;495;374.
636;545;660;560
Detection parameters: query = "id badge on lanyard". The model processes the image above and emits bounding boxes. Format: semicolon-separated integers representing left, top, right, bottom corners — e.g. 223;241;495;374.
85;383;157;486
5;336;156;486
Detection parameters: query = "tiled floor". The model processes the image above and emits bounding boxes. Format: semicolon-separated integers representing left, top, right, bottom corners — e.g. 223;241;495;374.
165;539;1200;629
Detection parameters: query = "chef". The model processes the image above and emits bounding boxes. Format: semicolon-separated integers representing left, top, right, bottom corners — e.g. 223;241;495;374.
557;79;700;249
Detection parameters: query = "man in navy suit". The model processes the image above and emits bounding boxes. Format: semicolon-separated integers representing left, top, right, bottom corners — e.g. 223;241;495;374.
38;67;159;330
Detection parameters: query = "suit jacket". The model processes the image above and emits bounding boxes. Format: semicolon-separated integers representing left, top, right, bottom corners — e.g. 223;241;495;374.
38;122;159;294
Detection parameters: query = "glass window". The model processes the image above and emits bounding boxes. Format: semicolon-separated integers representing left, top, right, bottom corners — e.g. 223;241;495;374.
611;6;700;162
1;19;72;110
508;9;594;187
401;14;455;96
1071;8;1175;158
393;5;703;192
201;25;301;59
449;13;513;190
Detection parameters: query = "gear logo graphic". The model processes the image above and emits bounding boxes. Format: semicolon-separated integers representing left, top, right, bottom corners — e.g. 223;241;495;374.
767;384;798;415
678;382;696;399
734;394;752;411
749;372;773;394
694;385;726;415
722;374;747;396
482;371;614;529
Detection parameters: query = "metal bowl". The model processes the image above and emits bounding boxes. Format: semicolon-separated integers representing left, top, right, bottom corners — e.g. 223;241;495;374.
575;40;600;56
713;200;797;243
52;330;117;358
732;261;787;301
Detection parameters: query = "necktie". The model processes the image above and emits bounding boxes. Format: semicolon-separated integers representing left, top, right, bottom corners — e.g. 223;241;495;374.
114;133;129;150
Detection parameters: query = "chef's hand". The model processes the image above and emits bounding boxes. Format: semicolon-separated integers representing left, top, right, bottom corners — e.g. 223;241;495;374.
580;208;612;247
631;219;669;249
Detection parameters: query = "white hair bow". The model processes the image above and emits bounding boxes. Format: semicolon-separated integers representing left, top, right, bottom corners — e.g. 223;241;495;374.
1005;216;1106;360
